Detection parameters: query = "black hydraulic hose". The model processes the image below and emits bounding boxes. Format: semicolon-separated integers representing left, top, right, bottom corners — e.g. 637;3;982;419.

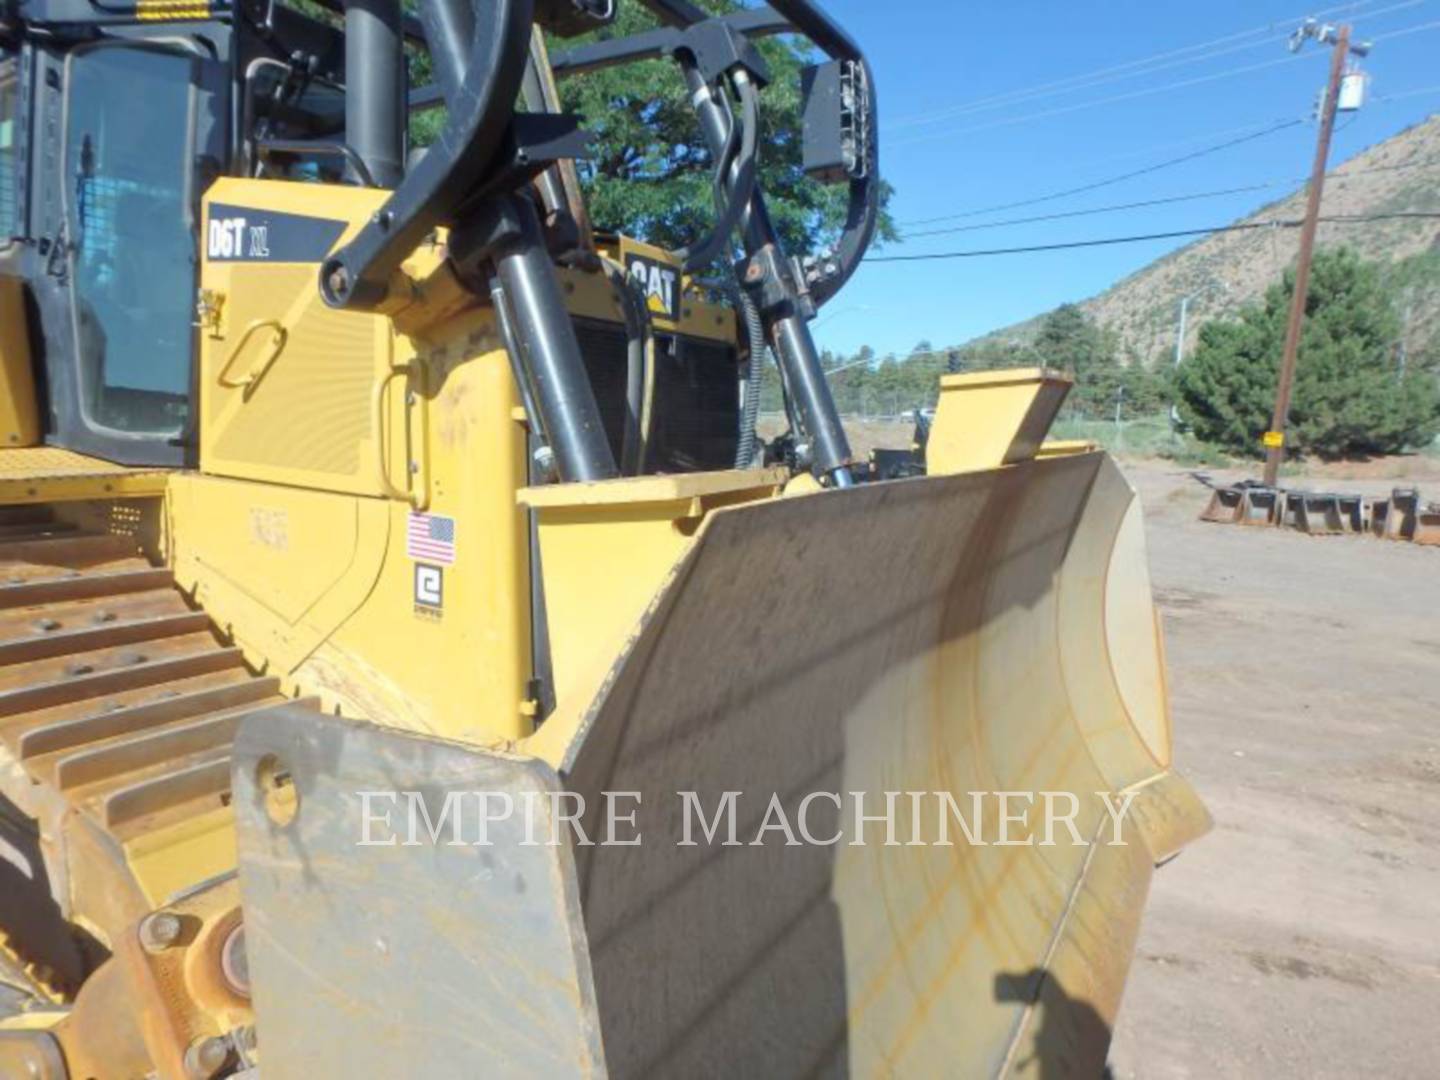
707;89;741;235
678;60;853;485
675;73;760;273
733;279;766;468
600;256;652;475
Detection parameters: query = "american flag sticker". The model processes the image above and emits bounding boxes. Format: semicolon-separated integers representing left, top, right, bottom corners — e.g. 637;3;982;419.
407;512;456;565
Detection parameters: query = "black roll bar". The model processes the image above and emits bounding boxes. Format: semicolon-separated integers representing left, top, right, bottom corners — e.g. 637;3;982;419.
319;0;534;310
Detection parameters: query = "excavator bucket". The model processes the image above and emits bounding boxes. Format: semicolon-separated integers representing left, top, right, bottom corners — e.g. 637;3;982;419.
231;448;1208;1077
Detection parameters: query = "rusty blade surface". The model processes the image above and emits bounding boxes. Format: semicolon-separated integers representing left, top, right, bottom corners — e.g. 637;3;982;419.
233;708;606;1079
540;452;1207;1077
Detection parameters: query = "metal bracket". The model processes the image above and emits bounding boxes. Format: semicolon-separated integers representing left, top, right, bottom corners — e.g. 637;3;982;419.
663;18;771;86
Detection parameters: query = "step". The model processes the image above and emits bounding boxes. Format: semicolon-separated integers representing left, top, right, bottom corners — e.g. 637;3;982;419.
0;534;139;572
53;699;278;790
102;752;233;828
0;521;78;541
17;676;281;760
0;567;174;609
0;587;183;639
0;505;55;527
0;611;211;666
0;639;244;718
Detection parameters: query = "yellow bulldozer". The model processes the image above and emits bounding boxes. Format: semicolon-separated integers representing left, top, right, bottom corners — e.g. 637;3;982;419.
0;0;1208;1075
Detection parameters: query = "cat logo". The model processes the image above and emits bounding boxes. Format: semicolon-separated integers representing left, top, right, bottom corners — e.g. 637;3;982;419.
625;253;681;324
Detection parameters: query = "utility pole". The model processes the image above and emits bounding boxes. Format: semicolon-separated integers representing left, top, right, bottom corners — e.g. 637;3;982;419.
1263;19;1370;486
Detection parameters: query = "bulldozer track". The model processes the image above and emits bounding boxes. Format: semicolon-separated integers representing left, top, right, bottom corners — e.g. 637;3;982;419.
0;504;298;998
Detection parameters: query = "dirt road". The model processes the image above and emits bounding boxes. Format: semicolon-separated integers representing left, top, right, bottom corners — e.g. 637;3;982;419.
1108;461;1440;1077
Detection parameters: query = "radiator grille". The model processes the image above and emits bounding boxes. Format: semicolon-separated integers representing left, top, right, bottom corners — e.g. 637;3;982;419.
572;319;739;473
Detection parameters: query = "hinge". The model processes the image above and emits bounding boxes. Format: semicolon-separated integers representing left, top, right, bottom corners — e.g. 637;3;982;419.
197;289;226;338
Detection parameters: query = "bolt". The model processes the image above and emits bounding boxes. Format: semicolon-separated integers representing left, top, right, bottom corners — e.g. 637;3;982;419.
220;925;250;997
33;618;60;632
139;911;183;953
327;266;350;296
92;610;116;624
532;445;556;477
183;1035;231;1079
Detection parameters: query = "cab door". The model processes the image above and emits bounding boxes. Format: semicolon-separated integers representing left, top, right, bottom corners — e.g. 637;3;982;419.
44;41;224;465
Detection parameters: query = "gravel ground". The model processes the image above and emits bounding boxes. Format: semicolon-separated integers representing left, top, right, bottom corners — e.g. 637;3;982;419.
1107;460;1440;1078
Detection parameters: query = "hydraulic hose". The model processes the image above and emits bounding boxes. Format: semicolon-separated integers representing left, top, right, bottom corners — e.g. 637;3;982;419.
674;72;760;273
599;256;655;475
732;279;766;468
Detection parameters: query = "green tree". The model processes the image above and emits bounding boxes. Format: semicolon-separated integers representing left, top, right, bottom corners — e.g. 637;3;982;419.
1177;248;1440;457
1028;303;1137;417
556;1;895;261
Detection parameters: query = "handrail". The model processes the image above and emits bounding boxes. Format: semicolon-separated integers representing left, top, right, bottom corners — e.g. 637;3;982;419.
216;319;288;392
373;361;430;509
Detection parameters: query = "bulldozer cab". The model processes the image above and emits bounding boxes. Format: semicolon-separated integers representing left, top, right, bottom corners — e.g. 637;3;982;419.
3;0;880;486
1;5;383;466
2;28;221;463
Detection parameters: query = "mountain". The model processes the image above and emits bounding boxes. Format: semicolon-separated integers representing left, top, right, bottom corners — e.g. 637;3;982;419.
999;113;1440;365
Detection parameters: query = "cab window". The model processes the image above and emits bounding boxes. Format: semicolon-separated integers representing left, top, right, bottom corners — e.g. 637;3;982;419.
0;56;19;242
65;46;195;435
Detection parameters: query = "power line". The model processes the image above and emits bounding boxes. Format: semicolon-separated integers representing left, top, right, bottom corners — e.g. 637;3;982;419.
865;212;1440;263
1369;14;1440;38
889;0;1403;130
891;10;1440;148
900;156;1440;239
1371;82;1440;100
903;185;1279;239
892;51;1326;147
895;76;1440;232
897;118;1305;227
892;30;1292;132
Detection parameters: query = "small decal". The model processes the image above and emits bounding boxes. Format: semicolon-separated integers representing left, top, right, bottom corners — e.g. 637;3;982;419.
249;507;289;552
625;252;682;323
407;512;456;565
205;203;347;263
414;564;444;615
1262;430;1285;449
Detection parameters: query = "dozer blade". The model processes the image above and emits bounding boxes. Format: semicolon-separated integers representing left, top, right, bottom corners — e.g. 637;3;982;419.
232;451;1207;1078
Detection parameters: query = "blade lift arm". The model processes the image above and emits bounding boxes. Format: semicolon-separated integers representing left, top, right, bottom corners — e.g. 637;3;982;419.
320;0;879;486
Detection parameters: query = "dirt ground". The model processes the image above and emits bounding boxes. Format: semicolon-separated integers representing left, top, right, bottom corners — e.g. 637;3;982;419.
1106;460;1440;1078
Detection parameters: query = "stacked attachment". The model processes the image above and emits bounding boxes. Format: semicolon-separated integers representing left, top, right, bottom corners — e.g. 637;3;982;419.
1201;483;1440;546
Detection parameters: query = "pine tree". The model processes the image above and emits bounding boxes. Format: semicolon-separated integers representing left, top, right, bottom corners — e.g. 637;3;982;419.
1177;248;1440;457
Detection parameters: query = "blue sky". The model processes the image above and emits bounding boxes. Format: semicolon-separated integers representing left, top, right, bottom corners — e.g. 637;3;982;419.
810;0;1440;358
